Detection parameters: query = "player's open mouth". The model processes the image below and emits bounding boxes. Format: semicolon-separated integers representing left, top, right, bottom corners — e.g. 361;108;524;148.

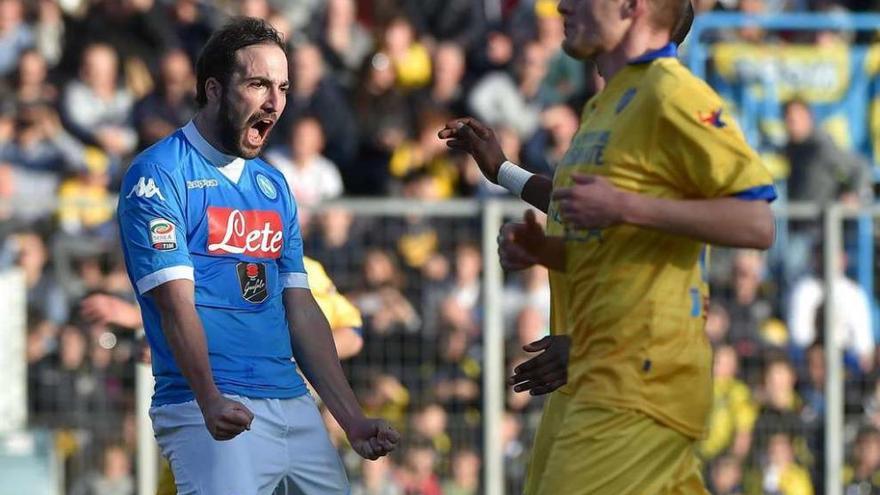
246;118;274;148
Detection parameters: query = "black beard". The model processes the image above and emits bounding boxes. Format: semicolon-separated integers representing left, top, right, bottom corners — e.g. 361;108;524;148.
217;90;264;159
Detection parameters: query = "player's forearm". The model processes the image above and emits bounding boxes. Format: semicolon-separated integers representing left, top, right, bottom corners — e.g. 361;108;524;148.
152;282;222;407
285;290;365;430
522;175;553;214
620;194;775;249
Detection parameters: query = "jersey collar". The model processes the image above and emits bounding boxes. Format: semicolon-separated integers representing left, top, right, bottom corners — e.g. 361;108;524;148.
182;120;245;168
628;43;677;65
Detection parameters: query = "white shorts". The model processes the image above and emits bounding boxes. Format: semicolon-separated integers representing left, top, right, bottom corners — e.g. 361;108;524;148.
150;394;349;495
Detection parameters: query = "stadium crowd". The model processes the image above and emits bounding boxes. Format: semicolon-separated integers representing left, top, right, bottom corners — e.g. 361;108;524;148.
2;0;880;493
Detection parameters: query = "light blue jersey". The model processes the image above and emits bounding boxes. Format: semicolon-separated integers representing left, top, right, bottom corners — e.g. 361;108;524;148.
118;121;309;406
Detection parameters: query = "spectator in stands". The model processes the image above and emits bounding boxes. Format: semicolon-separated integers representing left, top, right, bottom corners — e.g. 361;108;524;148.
70;444;134;495
432;327;480;412
168;0;216;67
351;455;404;495
61;43;137;159
25;311;59;365
782;98;873;282
533;0;584;106
701;345;758;461
411;41;469;118
410;403;451;456
0;102;86;174
399;441;442;495
351;51;411;195
798;343;826;422
522;103;581;176
502;265;551;331
0;0;33;77
6;231;68;323
278;42;358;172
315;0;374;89
56;147;115;240
788;248;874;373
468;40;549;139
717;250;780;384
307;207;364;290
403;0;484;48
843;427;880;493
753;356;811;467
708;455;745;495
381;15;432;90
388;109;458;198
758;433;814;495
132;49;196;149
33;0;63;67
59;0;175;78
11;49;58;106
265;116;344;208
442;448;481;495
352;248;420;337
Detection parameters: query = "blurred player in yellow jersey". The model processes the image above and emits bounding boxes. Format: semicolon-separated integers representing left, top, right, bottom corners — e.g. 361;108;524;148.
156;256;364;495
440;0;776;493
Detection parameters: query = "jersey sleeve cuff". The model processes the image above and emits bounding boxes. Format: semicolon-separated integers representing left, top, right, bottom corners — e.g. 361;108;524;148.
281;272;309;289
732;184;778;202
136;265;194;294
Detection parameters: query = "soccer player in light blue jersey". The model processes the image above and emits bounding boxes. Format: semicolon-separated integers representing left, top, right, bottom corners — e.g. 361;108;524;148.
117;18;398;495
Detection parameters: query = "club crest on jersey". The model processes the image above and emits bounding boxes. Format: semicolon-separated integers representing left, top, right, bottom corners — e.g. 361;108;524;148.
148;218;177;250
127;177;165;201
236;262;268;303
615;88;637;114
255;174;277;200
207;207;283;258
698;108;727;129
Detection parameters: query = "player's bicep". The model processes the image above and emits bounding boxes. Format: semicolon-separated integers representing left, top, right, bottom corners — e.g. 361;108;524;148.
118;162;192;294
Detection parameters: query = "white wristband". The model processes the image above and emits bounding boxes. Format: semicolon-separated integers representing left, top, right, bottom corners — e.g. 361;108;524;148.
497;161;534;198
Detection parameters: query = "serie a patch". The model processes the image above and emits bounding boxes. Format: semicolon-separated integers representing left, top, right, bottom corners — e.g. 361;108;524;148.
148;218;177;251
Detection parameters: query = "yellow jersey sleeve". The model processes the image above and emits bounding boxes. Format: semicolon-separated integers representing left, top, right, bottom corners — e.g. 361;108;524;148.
304;257;363;331
654;86;777;201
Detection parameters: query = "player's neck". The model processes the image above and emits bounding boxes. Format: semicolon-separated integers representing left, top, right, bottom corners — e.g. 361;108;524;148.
193;112;236;157
595;27;671;82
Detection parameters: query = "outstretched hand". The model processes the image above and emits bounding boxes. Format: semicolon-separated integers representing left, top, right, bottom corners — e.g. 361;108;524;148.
438;117;506;183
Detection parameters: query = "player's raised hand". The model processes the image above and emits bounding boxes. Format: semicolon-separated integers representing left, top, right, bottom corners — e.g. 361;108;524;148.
200;396;254;441
508;335;571;395
438;117;506;183
498;209;546;271
553;173;625;230
346;417;400;460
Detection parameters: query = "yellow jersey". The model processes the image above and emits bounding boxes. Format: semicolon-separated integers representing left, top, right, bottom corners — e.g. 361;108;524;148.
303;257;363;332
548;44;776;439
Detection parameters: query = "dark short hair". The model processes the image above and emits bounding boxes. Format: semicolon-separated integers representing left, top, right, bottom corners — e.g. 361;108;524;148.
671;1;694;45
195;17;285;107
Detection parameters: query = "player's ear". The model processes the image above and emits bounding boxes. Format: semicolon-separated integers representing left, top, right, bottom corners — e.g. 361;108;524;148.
205;77;222;104
621;0;641;21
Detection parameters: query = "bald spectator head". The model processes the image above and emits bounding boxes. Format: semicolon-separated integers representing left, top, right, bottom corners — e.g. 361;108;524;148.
159;49;194;101
0;0;23;35
292;43;324;96
80;43;119;95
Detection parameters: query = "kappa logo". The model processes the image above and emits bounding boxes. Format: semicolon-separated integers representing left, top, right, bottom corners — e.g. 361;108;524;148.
127;177;165;201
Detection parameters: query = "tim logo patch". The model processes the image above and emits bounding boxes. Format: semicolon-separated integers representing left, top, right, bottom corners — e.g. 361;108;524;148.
148;218;177;250
237;262;268;303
